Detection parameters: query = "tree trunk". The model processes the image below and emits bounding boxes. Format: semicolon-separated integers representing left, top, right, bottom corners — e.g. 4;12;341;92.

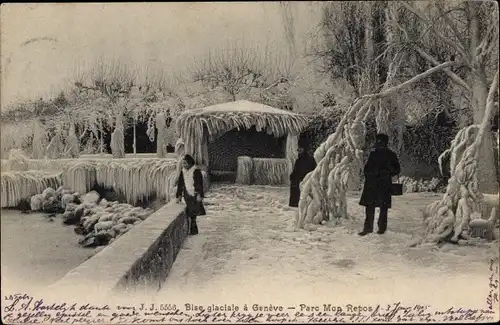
110;114;125;158
281;1;296;60
156;113;167;158
67;124;80;158
376;101;391;134
383;4;404;153
32;120;46;159
100;119;104;154
133;114;137;156
364;4;374;73
393;104;406;155
471;72;498;194
286;134;299;186
468;1;498;195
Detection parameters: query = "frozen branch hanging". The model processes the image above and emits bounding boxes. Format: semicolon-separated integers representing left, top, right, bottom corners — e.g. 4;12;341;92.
417;70;499;245
375;53;404;152
146;115;156;144
297;61;457;229
46;127;64;159
156;113;167;158
66;123;80;158
31;120;47;159
296;97;373;229
110;114;125;158
174;138;185;182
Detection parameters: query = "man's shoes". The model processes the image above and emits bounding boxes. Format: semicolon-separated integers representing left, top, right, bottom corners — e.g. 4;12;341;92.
358;230;372;236
377;230;386;234
190;223;199;235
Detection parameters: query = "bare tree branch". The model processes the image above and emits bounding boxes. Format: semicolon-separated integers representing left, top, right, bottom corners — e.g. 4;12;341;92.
381;51;403;90
414;47;471;93
388;3;472;93
401;1;470;62
474;69;499;158
476;13;499;63
362;61;458;100
435;0;469;51
388;5;410;41
188;42;293;104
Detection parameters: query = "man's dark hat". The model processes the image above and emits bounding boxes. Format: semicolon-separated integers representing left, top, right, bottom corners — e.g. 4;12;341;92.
298;139;309;150
375;133;389;144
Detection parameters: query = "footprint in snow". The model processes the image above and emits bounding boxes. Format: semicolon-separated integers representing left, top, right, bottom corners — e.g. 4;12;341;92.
331;258;356;269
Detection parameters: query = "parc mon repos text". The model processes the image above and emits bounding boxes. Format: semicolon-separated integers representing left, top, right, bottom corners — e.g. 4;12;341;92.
183;303;373;313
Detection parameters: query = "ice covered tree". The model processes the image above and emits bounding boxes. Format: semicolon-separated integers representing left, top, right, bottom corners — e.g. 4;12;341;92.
125;65;185;154
31;119;48;159
110;113;125;158
394;0;500;244
46;126;64;159
296;61;457;229
418;70;498;244
155;112;167;158
71;57;138;154
395;0;499;196
308;1;409;190
187;42;295;110
66;122;80;158
298;0;500;245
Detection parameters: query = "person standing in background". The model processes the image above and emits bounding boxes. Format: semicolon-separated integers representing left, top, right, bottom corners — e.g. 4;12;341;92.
358;133;400;236
289;143;317;208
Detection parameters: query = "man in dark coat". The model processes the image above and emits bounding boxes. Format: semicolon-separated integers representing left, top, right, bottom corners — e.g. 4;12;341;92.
289;144;317;208
359;133;400;236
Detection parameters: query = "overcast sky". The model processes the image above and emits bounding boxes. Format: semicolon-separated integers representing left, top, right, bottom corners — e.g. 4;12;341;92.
1;2;320;110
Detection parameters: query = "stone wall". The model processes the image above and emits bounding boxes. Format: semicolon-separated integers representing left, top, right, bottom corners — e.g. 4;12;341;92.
116;205;189;293
49;201;189;298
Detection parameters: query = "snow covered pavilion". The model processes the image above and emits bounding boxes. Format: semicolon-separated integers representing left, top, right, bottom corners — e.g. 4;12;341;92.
175;100;310;184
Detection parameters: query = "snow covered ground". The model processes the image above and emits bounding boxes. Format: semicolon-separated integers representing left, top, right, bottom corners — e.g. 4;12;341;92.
1;184;498;318
155;185;499;312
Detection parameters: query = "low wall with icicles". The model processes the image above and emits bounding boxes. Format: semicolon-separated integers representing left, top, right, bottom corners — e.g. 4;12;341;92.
1;158;179;208
235;157;289;185
1;171;63;208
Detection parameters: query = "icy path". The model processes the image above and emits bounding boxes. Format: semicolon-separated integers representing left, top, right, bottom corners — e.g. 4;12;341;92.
155;185;498;309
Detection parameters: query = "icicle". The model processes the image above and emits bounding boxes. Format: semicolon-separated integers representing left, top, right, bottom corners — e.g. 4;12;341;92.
110;114;125;158
46;132;64;159
0;171;62;208
235;156;253;185
286;134;299;186
252;158;288;185
156;113;167;158
7;149;29;172
133;112;137;156
31;120;47;159
66;123;80;158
